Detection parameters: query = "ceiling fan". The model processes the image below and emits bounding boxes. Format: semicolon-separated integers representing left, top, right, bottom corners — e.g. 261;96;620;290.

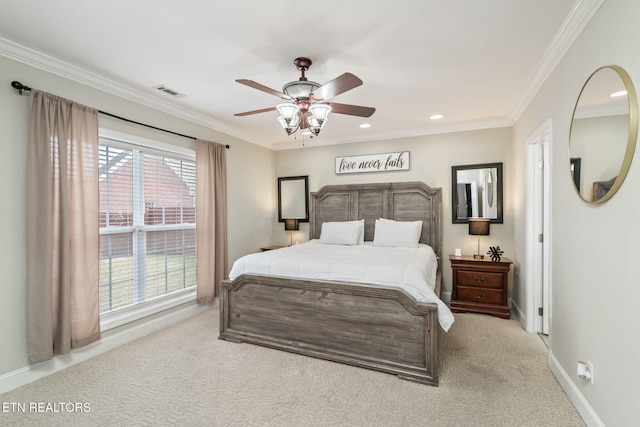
234;57;375;136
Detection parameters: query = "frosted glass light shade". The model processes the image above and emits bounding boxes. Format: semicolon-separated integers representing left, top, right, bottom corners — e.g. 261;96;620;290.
276;103;301;123
309;103;332;125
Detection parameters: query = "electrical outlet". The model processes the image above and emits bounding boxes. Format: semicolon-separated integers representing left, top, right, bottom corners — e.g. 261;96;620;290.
577;361;594;384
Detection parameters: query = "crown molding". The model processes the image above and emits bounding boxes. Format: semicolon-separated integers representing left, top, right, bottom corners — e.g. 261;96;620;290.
509;0;605;121
0;37;271;149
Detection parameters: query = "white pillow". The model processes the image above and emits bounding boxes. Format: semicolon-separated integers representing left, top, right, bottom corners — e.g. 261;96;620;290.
319;220;364;245
373;218;422;248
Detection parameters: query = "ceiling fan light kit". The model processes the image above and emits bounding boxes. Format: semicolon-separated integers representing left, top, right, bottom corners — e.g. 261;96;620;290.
235;57;375;138
309;103;331;124
276;105;301;135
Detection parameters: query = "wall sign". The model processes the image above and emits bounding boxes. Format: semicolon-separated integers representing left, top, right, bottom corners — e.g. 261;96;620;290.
335;151;410;174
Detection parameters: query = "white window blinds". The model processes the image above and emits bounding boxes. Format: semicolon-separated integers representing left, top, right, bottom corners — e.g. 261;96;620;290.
98;141;196;314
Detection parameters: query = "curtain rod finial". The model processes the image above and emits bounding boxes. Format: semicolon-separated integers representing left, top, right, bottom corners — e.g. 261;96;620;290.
11;81;31;95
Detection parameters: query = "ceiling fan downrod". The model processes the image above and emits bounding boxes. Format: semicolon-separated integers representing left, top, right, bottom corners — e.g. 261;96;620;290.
294;57;312;81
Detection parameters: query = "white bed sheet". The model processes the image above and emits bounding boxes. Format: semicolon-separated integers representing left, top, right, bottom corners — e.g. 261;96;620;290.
229;240;454;331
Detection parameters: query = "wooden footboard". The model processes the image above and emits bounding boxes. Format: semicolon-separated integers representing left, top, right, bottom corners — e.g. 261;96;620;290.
219;274;439;386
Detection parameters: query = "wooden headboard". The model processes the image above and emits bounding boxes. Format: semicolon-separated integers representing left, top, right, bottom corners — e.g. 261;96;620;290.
309;182;443;264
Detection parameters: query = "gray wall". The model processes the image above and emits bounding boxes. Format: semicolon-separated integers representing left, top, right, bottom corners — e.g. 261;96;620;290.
274;127;514;299
512;0;640;424
0;54;275;376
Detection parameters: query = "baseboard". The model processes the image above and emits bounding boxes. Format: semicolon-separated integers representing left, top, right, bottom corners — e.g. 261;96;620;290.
441;291;451;303
509;298;527;329
0;302;214;395
549;350;604;427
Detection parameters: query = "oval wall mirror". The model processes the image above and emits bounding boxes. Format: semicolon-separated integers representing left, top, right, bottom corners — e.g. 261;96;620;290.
569;65;638;203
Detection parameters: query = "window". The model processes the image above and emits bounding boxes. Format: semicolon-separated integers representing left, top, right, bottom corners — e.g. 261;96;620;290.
98;138;196;317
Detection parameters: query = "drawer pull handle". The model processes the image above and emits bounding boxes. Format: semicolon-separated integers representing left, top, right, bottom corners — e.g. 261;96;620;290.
473;276;486;283
472;291;484;299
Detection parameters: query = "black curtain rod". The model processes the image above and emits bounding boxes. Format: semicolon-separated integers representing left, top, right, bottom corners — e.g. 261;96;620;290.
10;81;230;149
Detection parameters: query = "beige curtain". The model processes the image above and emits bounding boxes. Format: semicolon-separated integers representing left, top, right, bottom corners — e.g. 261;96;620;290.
27;90;100;363
196;139;228;303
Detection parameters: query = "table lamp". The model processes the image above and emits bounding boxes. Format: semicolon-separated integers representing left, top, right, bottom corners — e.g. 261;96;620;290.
468;218;490;259
284;218;299;246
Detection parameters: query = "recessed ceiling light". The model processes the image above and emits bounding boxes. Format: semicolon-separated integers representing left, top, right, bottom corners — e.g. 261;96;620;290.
360;123;371;128
430;114;444;120
610;90;627;98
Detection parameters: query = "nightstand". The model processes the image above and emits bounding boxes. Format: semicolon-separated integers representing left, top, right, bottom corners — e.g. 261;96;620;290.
260;245;286;251
449;254;512;319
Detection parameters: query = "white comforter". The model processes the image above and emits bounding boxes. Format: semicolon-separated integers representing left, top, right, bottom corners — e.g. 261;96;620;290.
229;240;454;331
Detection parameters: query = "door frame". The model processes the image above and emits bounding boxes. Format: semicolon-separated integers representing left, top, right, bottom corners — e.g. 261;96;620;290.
525;118;552;334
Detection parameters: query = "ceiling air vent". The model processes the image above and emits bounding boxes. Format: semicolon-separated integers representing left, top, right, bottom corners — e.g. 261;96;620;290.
153;85;185;98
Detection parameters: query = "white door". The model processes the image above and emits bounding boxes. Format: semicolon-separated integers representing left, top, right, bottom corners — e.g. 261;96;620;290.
533;144;550;334
526;119;552;335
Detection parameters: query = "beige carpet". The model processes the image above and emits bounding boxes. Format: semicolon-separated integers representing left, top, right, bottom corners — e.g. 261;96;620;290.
0;309;584;426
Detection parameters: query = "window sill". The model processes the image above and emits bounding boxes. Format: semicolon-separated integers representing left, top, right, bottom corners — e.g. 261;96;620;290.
100;287;197;331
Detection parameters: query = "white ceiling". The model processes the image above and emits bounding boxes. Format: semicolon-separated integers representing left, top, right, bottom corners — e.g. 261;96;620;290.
0;1;587;150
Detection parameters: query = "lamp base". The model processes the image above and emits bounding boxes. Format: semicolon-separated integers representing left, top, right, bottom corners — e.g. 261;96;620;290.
473;254;485;259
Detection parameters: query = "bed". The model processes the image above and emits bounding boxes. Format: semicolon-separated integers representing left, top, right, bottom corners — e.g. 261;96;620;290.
219;181;449;386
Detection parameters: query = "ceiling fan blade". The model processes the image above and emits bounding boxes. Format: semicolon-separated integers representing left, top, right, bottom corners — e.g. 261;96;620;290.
328;102;376;117
311;73;363;101
236;79;291;99
234;106;277;117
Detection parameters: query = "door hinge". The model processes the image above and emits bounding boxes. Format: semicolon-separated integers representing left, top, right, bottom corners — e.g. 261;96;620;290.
538;307;544;316
538;233;543;243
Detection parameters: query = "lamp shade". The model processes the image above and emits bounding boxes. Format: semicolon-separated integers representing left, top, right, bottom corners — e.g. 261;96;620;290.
276;103;301;123
309;103;332;125
277;115;300;135
284;218;300;231
468;218;490;236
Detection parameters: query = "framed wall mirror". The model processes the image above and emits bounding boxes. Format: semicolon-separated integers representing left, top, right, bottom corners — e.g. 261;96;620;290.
278;175;309;223
568;65;638;203
452;162;503;224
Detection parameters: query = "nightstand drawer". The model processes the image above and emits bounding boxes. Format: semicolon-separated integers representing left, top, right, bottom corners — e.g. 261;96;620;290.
457;271;503;289
456;286;503;304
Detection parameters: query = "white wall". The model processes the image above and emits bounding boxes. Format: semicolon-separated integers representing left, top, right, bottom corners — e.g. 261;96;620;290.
512;0;640;424
275;127;514;300
0;54;275;378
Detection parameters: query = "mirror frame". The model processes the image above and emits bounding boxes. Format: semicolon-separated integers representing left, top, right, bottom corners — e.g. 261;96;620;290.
278;175;309;223
570;157;582;192
451;162;503;224
568;65;638;204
